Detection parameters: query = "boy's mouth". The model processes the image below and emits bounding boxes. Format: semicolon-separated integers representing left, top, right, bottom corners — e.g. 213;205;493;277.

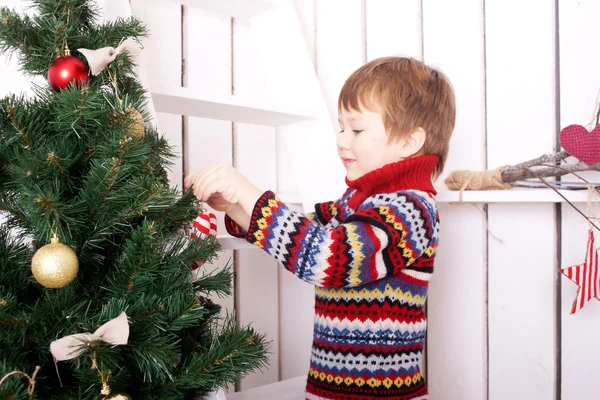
342;158;355;165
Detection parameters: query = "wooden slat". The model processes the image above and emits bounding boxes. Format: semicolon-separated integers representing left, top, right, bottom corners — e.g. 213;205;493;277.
485;0;557;167
487;204;557;400
365;0;422;61
421;1;487;398
429;205;487;399
485;3;557;398
232;17;280;390
558;1;600;397
277;0;317;201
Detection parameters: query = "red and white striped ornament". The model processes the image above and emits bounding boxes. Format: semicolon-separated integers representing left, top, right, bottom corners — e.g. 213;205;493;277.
191;212;217;272
560;230;600;314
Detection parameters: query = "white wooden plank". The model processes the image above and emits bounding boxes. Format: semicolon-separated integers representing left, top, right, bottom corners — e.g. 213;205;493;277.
167;0;276;20
280;0;316;201
232;17;280;389
485;2;558;399
488;204;556;400
558;1;600;397
436;189;593;204
485;1;557;168
235;250;280;390
316;0;365;121
423;0;486;187
428;204;487;400
365;0;422;61
560;202;600;398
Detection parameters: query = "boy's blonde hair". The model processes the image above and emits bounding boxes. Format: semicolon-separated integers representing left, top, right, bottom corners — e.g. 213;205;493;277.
338;56;456;179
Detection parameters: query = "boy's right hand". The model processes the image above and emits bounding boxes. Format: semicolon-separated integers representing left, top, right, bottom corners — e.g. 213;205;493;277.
184;170;233;212
183;163;262;215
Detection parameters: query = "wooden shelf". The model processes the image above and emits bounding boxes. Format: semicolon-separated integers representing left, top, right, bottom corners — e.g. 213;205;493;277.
151;85;317;126
226;375;306;400
217;235;255;251
436;188;594;204
168;0;276;20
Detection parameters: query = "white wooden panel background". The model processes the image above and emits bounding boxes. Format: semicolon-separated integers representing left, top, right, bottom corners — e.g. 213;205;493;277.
3;0;600;398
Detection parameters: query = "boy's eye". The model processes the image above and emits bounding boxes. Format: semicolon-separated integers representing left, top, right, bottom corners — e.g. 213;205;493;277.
352;129;363;134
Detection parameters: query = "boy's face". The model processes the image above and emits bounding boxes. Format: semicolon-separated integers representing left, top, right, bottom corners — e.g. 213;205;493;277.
337;106;408;181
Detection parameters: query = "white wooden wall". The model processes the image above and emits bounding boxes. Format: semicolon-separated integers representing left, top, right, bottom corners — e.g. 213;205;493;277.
3;0;600;398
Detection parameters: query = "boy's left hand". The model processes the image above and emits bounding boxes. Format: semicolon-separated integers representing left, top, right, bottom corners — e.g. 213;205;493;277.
184;163;263;214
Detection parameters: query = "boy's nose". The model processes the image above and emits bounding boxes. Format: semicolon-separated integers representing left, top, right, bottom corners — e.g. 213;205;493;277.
336;129;351;150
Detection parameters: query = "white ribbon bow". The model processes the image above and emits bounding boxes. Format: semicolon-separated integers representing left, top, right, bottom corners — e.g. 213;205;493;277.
50;312;130;361
78;38;141;76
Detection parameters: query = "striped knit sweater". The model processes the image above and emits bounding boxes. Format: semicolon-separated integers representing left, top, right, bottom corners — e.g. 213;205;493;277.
225;155;440;400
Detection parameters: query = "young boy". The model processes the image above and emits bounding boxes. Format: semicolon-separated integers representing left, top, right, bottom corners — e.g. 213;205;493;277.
184;56;455;400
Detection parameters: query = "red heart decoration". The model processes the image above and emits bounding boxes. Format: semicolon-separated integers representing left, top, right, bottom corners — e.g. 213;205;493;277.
560;124;600;165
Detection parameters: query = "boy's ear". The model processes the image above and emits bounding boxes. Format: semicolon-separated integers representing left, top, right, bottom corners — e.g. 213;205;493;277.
399;127;426;158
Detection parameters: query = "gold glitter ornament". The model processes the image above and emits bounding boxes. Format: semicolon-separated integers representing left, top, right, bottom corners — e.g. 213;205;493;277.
31;233;78;288
124;108;144;139
102;392;132;400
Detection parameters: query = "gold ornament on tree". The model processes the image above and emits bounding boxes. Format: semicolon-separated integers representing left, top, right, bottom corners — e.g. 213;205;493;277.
31;232;78;288
124;108;145;139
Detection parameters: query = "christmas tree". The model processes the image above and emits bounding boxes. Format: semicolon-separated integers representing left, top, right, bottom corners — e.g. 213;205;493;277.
0;1;268;399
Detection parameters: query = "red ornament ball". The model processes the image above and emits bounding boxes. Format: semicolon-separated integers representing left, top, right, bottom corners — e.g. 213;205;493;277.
47;55;89;91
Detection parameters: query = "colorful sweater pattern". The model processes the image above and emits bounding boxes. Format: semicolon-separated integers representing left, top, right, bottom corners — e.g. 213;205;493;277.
226;155;440;400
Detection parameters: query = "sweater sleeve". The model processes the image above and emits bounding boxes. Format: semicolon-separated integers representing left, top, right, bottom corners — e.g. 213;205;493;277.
242;190;435;288
225;196;339;237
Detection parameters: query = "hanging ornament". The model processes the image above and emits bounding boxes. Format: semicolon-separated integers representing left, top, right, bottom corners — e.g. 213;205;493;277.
47;49;89;92
78;38;141;76
102;393;132;400
190;212;217;281
560;229;600;314
31;232;79;288
124;108;145;139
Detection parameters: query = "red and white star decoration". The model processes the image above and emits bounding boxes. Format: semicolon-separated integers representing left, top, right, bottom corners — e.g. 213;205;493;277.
560;230;600;314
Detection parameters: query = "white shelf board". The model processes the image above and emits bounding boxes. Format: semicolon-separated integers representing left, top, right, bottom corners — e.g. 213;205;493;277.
436;188;594;204
217;235;255;251
227;375;306;400
168;0;276;20
151;85;317;126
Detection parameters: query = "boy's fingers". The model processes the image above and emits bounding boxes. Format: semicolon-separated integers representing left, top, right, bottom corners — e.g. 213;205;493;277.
195;172;218;201
183;173;197;189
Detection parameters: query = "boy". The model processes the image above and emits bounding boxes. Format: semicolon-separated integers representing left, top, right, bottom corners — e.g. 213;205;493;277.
184;56;455;400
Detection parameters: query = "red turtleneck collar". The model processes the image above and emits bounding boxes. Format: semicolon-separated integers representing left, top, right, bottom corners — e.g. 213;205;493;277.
345;155;438;209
